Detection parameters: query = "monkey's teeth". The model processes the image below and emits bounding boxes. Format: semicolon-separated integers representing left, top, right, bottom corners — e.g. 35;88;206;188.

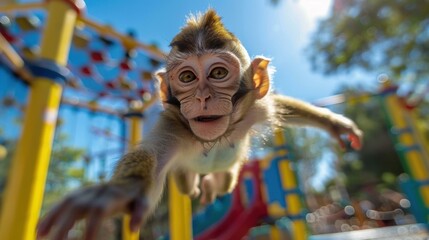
195;115;222;122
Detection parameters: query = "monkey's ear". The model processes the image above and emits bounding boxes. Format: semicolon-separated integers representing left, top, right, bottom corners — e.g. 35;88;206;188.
155;69;169;103
251;57;271;99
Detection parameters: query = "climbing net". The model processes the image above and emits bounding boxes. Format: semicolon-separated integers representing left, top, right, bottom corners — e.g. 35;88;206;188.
0;8;165;113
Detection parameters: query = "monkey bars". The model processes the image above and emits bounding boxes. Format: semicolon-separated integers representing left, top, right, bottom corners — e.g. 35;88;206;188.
0;1;80;239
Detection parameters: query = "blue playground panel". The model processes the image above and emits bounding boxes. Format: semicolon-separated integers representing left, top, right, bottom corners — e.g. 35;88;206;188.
192;194;233;236
263;155;290;208
399;176;429;224
160;194;232;240
262;154;301;208
243;177;255;207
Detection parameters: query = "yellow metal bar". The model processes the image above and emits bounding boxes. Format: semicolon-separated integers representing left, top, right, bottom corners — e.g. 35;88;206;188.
129;115;143;147
123;114;143;240
123;215;140;240
169;176;193;240
0;1;77;239
273;129;307;240
408;111;429;164
383;93;429;206
77;16;166;61
270;226;281;240
0;33;25;68
0;33;33;82
0;2;45;12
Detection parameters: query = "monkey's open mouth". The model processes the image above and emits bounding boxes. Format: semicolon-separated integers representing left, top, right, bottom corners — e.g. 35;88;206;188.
194;115;223;122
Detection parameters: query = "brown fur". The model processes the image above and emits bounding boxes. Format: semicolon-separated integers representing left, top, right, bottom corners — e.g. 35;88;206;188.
167;9;250;73
170;9;237;53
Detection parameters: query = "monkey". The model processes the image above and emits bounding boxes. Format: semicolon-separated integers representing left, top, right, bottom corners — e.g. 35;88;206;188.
37;9;362;240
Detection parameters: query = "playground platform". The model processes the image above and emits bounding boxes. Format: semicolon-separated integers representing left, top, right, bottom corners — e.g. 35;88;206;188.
310;223;429;240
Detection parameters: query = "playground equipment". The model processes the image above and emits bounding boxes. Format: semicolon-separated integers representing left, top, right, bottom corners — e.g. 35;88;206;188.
378;79;429;223
311;78;429;232
0;1;163;239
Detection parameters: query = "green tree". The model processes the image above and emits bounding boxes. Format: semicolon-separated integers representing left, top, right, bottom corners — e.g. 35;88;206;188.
0;134;86;212
308;0;429;83
0;140;15;199
42;134;86;211
285;128;331;192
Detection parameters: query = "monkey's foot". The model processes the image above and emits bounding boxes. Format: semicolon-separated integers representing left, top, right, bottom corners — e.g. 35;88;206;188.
200;174;217;205
189;186;201;198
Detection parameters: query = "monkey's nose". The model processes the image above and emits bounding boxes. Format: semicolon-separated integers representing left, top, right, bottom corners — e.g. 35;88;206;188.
195;91;211;110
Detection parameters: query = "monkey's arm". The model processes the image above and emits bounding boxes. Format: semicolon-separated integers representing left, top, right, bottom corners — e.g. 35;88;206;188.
37;147;158;240
273;94;363;149
37;116;178;240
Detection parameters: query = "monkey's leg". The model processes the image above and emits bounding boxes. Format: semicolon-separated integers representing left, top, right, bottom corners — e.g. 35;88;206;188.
200;162;241;204
172;170;200;198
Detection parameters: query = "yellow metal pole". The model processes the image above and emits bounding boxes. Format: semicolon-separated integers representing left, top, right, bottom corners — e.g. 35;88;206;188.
0;0;80;239
0;2;45;12
168;175;193;240
380;80;429;209
274;129;307;240
270;226;281;240
408;111;429;163
123;104;144;240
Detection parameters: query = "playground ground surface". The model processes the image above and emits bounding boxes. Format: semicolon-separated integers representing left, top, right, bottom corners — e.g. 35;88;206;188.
310;223;429;240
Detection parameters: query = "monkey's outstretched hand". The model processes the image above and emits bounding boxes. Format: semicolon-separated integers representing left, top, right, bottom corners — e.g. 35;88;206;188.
274;95;363;150
37;180;147;240
325;112;363;150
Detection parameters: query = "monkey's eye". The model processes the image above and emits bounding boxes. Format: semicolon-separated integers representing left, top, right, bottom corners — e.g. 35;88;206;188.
179;70;197;83
209;67;228;79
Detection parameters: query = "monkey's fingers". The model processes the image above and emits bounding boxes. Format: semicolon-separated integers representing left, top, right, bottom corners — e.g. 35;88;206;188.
37;197;75;238
83;202;110;240
190;187;201;199
129;197;148;232
348;133;362;150
50;211;83;240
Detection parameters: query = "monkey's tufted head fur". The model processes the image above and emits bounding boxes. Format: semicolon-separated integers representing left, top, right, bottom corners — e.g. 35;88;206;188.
167;9;251;72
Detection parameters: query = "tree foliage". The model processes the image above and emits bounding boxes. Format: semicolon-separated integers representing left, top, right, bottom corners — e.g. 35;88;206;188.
285;128;331;191
42;134;87;211
308;0;429;83
0;140;14;197
0;134;86;212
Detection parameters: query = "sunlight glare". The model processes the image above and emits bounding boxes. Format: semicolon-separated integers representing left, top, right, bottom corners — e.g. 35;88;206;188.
298;0;332;21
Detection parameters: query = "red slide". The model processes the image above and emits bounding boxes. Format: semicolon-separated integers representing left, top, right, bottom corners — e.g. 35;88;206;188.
196;162;267;240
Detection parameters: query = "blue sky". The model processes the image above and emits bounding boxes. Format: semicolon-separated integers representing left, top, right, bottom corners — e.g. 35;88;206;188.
82;0;376;102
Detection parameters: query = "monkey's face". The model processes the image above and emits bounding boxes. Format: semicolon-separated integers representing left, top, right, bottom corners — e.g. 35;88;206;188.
169;52;241;141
